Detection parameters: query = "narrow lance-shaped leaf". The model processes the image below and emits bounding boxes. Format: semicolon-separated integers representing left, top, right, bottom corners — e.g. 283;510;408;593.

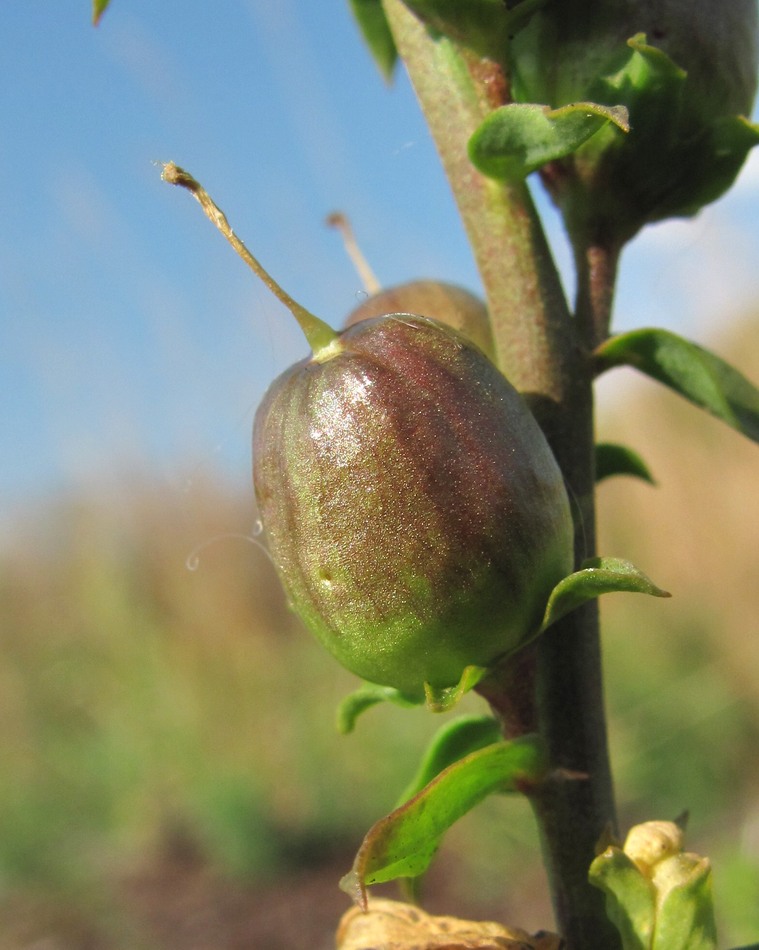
347;0;398;81
340;735;545;908
596;443;656;485
395;714;502;805
469;101;629;181
392;714;503;905
541;557;670;632
595;328;759;445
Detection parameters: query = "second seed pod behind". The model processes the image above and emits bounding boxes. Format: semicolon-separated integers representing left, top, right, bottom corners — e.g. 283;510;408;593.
345;279;496;363
328;211;496;362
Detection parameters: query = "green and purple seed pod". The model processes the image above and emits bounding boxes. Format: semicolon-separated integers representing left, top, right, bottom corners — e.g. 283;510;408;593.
254;314;573;699
163;164;574;701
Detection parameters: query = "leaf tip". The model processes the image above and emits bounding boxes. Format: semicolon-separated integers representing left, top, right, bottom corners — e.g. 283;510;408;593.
339;869;368;911
92;0;110;25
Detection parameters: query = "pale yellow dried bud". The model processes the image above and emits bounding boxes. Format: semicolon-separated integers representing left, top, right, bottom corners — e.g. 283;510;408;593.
623;819;684;875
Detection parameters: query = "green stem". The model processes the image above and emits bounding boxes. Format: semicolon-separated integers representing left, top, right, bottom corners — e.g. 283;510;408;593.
382;6;619;947
382;0;573;417
528;231;622;950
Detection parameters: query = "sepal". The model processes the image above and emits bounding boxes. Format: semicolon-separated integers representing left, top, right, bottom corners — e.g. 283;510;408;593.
469;101;629;181
336;683;422;734
423;664;488;712
399;0;544;64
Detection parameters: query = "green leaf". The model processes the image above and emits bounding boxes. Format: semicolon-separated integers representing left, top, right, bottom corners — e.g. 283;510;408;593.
336;684;421;734
469;101;629;181
653;856;717;950
595;328;759;444
347;0;398;81
541;557;670;631
340;734;545;907
395;714;502;805
596;443;656;485
589;847;657;950
92;0;111;24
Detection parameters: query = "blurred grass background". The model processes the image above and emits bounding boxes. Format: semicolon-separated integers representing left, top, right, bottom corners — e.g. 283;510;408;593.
1;317;759;948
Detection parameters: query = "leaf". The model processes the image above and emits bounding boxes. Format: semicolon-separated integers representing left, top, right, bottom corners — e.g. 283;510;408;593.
541;557;670;631
595;328;759;445
336;684;421;734
348;0;398;81
469;101;629;181
392;714;503;905
395;715;502;806
589;848;657;950
596;443;656;484
92;0;111;25
340;734;545;908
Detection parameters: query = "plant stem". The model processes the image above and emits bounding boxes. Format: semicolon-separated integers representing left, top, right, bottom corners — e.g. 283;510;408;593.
381;0;573;414
574;234;623;350
528;231;622;949
382;5;619;946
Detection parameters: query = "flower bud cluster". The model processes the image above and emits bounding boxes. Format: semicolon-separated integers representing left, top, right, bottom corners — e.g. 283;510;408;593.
508;0;759;241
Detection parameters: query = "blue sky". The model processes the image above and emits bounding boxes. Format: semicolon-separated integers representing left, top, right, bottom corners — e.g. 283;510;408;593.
2;2;759;520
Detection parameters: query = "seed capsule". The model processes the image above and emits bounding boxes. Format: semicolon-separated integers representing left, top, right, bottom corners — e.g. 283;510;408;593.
163;165;574;701
254;314;573;698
